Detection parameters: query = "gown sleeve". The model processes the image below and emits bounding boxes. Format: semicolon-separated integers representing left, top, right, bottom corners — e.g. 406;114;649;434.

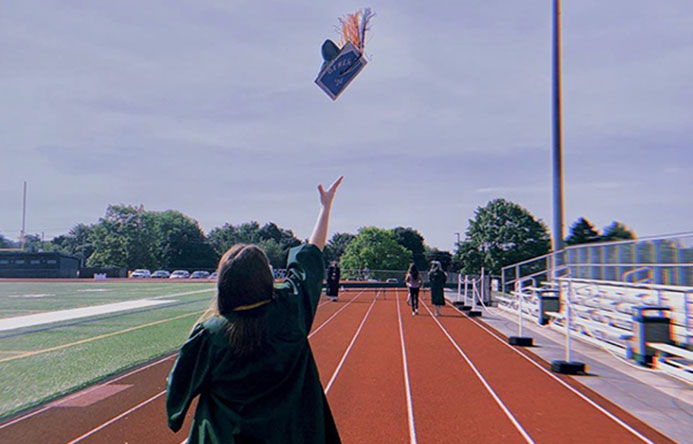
285;244;325;334
166;323;213;432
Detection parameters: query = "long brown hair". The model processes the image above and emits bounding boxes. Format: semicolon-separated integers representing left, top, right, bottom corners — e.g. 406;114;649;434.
406;263;419;280
197;244;274;357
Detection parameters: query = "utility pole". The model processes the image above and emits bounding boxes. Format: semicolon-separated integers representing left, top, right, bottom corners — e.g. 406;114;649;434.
20;181;27;251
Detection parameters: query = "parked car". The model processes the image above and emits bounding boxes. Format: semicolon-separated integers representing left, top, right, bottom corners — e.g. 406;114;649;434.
190;271;210;279
169;270;190;279
209;272;218;280
130;269;151;279
151;270;170;279
386;278;398;284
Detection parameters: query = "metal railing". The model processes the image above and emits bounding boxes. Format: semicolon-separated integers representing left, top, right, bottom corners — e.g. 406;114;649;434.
502;232;693;294
499;232;693;350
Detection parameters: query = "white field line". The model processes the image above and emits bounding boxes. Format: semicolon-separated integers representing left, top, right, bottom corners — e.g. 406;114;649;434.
0;354;175;430
445;301;655;444
66;390;166;444
0;299;176;332
395;290;418;444
324;292;379;394
309;290;365;339
421;300;534;444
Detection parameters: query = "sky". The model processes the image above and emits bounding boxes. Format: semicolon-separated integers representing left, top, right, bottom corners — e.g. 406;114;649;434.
1;0;692;251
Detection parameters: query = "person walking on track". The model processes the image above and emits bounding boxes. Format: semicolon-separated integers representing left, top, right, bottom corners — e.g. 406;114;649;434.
326;261;341;301
405;263;422;315
428;261;447;316
166;177;344;444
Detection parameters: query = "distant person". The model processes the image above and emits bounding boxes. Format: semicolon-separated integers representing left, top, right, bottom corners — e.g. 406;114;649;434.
405;263;422;315
326;261;341;301
428;261;448;316
166;177;344;444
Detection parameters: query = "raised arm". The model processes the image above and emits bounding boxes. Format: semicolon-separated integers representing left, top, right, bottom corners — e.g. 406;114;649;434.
309;176;343;250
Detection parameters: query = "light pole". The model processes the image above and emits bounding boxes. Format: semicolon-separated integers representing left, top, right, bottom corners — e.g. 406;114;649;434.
552;0;565;252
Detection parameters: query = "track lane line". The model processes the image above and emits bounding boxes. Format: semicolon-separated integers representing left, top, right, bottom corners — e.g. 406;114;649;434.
420;300;534;444
395;290;418;444
65;391;166;444
445;300;655;444
309;290;365;339
324;291;379;394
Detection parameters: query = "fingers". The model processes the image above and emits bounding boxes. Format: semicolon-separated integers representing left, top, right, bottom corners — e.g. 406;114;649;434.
329;176;344;192
318;184;325;194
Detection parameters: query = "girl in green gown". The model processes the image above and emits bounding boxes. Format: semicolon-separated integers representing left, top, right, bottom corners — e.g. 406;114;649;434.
429;261;448;317
167;177;344;444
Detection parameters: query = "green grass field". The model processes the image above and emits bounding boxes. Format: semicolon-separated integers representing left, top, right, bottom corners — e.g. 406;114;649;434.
0;281;216;420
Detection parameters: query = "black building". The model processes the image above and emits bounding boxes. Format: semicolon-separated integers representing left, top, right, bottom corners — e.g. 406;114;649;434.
0;252;80;278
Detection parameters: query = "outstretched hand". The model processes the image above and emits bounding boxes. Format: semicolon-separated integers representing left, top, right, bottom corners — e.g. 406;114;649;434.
318;176;343;208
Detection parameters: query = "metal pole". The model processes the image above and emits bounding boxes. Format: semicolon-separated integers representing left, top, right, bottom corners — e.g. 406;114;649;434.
465;276;469;305
552;0;565;252
20;181;27;251
457;273;462;303
566;279;572;362
517;282;524;336
480;267;485;304
472;278;477;310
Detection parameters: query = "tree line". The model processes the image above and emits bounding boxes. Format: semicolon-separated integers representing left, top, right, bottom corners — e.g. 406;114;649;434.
0;200;636;275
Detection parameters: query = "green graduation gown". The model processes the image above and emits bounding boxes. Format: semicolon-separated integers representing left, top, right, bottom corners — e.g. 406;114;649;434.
166;244;341;444
429;270;447;306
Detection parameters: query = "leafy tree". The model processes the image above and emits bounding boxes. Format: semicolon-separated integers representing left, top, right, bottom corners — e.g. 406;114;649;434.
0;232;13;249
208;222;262;256
454;199;551;275
23;234;44;252
424;247;453;271
51;223;95;264
88;205;157;269
565;217;601;246
148;210;216;269
207;221;301;268
392;227;427;270
339;227;412;277
324;232;355;263
601;222;635;242
257;238;286;269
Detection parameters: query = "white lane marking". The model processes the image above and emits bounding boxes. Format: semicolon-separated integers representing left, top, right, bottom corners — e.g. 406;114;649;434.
395;290;418;444
66;391;166;444
445;301;655;444
324;292;379;394
0;354;175;430
421;301;534;444
0;299;176;332
309;290;365;339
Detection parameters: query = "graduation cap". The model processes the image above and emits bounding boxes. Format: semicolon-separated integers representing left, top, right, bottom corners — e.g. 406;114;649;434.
315;8;374;101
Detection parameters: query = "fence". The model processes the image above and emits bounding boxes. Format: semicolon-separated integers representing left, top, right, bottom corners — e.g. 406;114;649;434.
502;232;693;295
273;268;459;287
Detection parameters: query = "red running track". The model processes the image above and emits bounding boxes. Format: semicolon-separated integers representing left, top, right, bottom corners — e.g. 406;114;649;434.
0;289;675;443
